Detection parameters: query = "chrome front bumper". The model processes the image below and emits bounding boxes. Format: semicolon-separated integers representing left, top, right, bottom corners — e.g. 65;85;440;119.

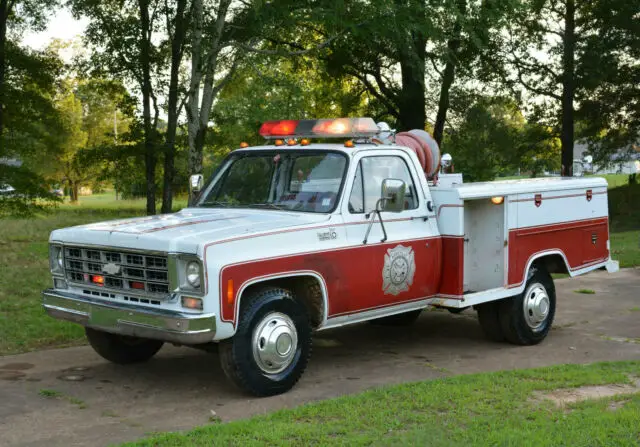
42;289;216;345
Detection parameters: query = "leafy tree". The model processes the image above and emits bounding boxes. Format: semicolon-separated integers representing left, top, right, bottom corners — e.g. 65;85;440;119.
446;95;559;181
0;0;62;216
70;0;166;214
576;0;640;168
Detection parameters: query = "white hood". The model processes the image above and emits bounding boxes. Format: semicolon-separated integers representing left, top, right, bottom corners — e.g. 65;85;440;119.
49;208;331;254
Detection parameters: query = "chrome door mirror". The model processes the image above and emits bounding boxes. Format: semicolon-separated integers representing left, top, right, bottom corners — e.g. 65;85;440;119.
380;178;406;212
189;174;204;195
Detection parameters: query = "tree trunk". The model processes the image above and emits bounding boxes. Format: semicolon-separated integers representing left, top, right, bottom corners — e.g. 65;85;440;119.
138;0;157;215
433;0;465;146
0;0;8;157
187;0;203;206
397;27;426;131
161;0;189;214
71;182;79;203
186;0;232;206
561;0;575;177
398;56;426;131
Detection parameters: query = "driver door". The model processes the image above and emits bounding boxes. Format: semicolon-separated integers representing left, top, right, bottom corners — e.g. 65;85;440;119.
330;151;441;319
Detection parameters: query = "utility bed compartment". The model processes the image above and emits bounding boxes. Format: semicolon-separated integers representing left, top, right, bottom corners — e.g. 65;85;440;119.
431;177;610;298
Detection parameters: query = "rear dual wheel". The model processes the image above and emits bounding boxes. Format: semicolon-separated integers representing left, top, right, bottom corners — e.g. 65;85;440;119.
477;266;556;345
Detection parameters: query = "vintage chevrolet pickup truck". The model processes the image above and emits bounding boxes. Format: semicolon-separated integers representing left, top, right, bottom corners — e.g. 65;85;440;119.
43;117;618;396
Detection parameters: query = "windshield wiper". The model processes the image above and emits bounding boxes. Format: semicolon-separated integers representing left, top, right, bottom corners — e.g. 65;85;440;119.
246;202;287;211
199;200;235;208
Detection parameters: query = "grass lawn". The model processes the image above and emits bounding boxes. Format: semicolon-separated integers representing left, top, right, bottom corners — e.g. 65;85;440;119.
124;361;640;446
0;180;638;356
0;194;184;355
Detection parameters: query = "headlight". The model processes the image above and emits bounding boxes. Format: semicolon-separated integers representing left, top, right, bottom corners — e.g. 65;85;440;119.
50;245;64;274
57;250;64;269
186;261;201;288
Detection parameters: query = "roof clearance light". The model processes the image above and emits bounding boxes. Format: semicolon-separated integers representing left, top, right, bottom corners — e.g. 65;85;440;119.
274;139;285;146
300;138;310;146
344;140;355;148
491;196;505;205
286;138;296;146
239;142;249;148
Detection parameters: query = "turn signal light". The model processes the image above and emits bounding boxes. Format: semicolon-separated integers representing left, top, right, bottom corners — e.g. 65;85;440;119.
491;196;504;205
91;275;105;286
181;296;203;310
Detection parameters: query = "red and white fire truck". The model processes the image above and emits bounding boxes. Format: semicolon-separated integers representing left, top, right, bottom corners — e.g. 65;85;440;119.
43;117;618;396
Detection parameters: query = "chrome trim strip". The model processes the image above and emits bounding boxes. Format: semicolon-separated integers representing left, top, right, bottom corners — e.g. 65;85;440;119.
51;241;168;257
42;289;216;345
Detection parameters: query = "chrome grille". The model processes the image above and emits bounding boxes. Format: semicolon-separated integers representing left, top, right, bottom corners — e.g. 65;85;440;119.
63;246;170;297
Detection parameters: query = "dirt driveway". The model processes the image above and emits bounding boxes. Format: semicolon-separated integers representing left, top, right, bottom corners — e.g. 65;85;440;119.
1;269;639;447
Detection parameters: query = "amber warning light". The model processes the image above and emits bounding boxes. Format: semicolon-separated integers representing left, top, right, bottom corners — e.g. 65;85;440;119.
259;117;379;140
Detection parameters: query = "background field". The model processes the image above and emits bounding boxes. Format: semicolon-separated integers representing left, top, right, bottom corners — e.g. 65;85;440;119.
0;176;638;355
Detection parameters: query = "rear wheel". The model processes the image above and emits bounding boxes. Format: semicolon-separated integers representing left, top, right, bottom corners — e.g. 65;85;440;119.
476;302;505;342
498;266;556;345
85;328;164;364
219;287;312;396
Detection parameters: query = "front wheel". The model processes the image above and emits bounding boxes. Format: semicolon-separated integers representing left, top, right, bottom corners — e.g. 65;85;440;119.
219;287;312;396
85;328;164;364
498;266;556;345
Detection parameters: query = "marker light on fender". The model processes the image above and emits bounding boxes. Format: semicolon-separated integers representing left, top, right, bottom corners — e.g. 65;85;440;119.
227;279;234;304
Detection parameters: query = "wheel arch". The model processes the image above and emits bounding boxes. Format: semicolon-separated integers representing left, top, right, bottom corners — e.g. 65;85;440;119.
525;250;570;280
236;271;328;329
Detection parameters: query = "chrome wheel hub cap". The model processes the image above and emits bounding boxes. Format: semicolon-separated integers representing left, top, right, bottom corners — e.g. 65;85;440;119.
252;312;298;374
523;283;550;331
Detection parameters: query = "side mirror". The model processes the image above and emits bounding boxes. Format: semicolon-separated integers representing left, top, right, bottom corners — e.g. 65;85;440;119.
380;178;406;212
189;174;204;195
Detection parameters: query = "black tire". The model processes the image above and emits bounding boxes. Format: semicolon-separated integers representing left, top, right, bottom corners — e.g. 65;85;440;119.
85;328;164;364
476;302;505;342
368;309;422;326
498;266;556;345
447;307;469;314
219;287;312;397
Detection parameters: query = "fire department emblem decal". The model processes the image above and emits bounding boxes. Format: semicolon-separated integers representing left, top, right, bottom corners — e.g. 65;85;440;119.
382;245;416;296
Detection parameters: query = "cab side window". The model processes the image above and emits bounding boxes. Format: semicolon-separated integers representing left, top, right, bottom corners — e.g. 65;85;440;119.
348;156;418;213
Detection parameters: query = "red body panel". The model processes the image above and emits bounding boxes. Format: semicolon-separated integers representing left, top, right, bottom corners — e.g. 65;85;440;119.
507;217;609;287
220;237;443;324
438;236;465;297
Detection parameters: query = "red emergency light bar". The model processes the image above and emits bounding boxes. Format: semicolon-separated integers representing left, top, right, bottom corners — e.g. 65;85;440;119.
259;117;379;140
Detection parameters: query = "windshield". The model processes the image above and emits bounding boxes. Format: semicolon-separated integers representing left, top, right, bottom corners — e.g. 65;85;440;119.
198;150;348;213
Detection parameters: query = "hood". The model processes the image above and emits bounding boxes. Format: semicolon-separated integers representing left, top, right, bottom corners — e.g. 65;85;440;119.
49;208;331;254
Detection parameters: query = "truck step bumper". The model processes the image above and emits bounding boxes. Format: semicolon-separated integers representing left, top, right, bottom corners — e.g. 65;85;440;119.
42;289;216;345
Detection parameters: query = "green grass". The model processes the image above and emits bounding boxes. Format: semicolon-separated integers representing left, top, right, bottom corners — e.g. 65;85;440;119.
123;361;640;446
